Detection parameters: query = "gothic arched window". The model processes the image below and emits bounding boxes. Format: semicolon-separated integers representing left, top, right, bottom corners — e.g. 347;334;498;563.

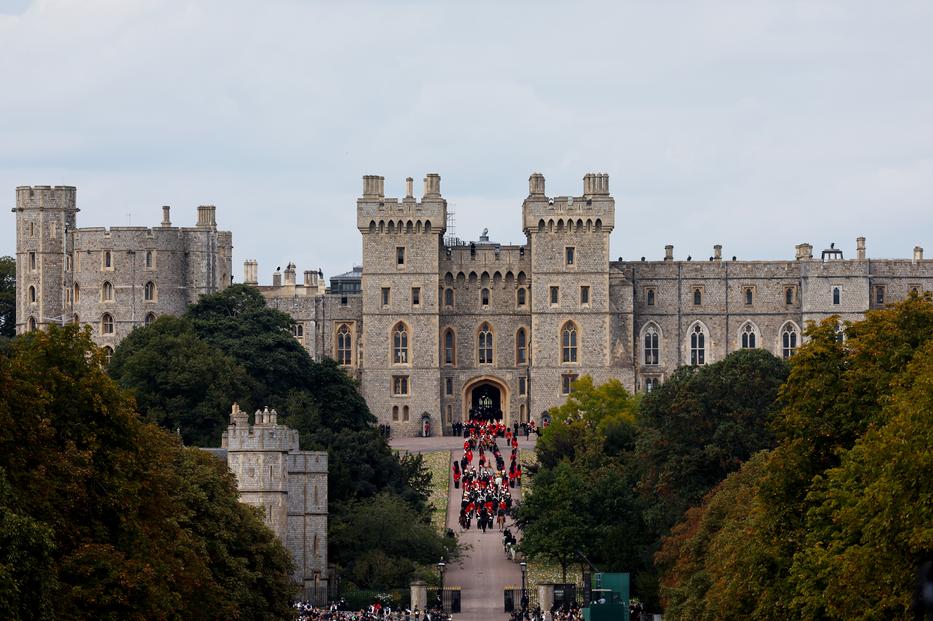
516;328;527;365
145;250;153;268
103;346;113;366
478;323;493;364
517;287;526;306
444;288;454;307
744;287;754;305
561;321;578;363
101;281;114;302
145;312;156;326
690;323;706;365
643;324;660;365
481;288;490;306
392;322;409;364
28;285;36;303
337;324;352;365
101;313;114;335
443;328;456;366
785;287;794;305
27;316;37;332
144;281;156;301
740;322;757;348
781;322;799;359
693;288;702;306
74;283;80;304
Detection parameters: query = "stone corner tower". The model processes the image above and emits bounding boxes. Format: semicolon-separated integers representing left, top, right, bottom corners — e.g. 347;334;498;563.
357;174;447;435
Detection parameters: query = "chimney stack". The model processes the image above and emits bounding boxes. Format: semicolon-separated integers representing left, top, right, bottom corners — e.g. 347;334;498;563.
423;173;441;198
529;172;546;196
161;206;172;227
196;205;216;228
795;243;813;260
405;177;414;198
914;246;924;263
284;262;296;286
664;245;674;261
243;260;258;285
856;237;866;260
272;267;282;287
362;175;385;198
713;244;722;261
583;173;610;196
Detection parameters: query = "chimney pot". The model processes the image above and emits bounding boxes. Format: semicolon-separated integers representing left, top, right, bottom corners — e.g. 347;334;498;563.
161;206;172;227
664;244;674;261
713;244;722;260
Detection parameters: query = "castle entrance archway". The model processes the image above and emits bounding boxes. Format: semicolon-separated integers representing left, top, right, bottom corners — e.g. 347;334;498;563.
463;376;510;426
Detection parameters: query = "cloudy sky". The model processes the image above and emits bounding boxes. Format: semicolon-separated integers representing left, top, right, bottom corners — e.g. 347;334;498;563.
2;0;932;281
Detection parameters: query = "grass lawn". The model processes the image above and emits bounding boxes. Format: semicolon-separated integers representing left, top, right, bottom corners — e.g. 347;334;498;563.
418;450;452;534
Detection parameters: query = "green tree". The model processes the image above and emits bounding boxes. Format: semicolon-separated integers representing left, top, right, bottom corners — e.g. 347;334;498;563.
108;316;251;446
0;256;14;338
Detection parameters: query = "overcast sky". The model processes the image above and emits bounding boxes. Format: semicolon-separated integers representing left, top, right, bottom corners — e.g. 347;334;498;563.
2;0;932;281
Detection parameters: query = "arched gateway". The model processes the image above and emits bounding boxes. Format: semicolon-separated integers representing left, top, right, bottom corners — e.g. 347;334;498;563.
462;376;510;426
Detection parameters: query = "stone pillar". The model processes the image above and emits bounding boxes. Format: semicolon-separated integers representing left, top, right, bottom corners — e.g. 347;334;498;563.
161;205;172;227
856;237;866;260
410;580;427;612
664;245;674;261
243;260;258;286
537;583;555;612
405;177;414;198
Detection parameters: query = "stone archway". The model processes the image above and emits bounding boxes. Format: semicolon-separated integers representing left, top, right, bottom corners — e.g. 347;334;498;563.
462;375;510;426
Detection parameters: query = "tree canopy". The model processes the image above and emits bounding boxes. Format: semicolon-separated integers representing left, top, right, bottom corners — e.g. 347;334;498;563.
0;256;14;339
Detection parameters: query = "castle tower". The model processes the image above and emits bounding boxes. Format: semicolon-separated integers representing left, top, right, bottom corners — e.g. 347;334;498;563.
222;405;296;544
13;186;78;333
522;173;616;417
357;174;446;434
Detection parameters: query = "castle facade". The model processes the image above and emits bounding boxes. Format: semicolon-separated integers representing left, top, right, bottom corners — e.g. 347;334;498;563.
13;177;932;437
12;185;233;361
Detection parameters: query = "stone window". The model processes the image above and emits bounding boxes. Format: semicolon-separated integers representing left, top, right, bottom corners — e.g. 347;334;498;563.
145;312;156;326
832;286;841;305
340;295;348;306
392;406;399;421
561;373;578;395
689;322;707;365
875;285;885;305
645;377;659;393
481;288;490;306
643;323;660;365
392;322;409;364
102;346;113;366
101;313;114;335
337;324;352;365
445;377;453;395
145;250;154;269
520;404;527;422
646;288;656;306
392;375;410;396
144;281;156;302
102;250;113;270
518;376;526;396
550;286;559;306
561;321;578;363
29;222;35;237
740;322;758;349
478;322;494;364
835;322;846;343
516;287;526;307
516;328;527;365
396;246;405;266
785;287;795;305
565;247;575;266
693;287;703;306
444;288;454;307
27;316;37;332
381;287;390;307
101;281;114;302
580;285;590;305
28;285;36;304
74;283;80;304
443;328;456;366
293;323;304;339
29;252;36;271
781;322;799;359
411;287;420;307
744;287;754;305
403;405;410;421
66;255;72;271
909;284;922;295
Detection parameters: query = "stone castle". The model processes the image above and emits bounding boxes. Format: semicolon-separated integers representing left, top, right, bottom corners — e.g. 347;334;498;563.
13;175;933;436
206;404;329;591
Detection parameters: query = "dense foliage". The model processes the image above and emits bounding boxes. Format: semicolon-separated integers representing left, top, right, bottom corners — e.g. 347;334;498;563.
0;256;14;338
656;295;933;620
108;285;454;589
0;325;296;620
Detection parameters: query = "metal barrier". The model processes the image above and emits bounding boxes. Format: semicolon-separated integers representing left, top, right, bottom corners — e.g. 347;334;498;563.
503;587;537;612
427;586;462;613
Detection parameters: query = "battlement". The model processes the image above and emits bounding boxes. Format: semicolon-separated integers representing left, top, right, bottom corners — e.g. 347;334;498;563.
357;173;447;233
222;405;299;453
14;185;78;212
522;172;615;234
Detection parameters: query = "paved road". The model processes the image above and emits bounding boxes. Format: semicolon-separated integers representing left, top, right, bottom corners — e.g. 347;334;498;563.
392;434;536;621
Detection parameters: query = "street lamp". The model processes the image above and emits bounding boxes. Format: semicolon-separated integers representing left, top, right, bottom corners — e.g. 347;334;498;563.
520;561;528;611
437;560;446;611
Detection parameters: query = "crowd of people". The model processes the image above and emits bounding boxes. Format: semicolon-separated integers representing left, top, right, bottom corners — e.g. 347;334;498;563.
294;601;450;621
454;419;524;533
